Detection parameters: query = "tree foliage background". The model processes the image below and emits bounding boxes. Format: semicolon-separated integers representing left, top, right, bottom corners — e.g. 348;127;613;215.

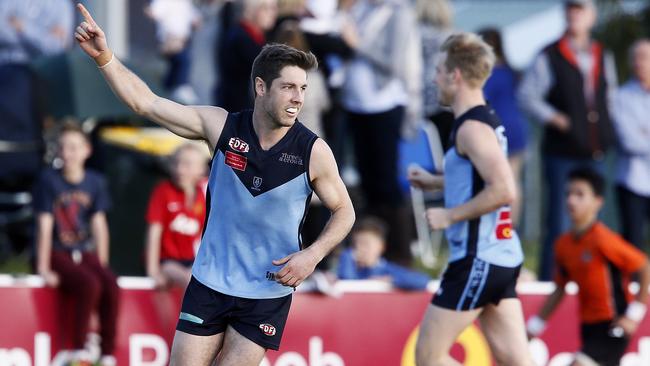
595;0;650;81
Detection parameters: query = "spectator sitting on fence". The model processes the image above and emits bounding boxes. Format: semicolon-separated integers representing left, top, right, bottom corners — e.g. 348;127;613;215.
145;143;208;290
33;122;119;366
337;217;432;290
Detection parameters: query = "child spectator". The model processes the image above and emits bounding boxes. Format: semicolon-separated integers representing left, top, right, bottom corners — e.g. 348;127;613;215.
34;123;119;366
526;168;650;366
145;143;208;289
337;217;431;290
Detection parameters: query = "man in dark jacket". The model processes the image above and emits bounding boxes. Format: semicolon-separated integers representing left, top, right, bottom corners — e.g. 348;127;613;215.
517;0;617;280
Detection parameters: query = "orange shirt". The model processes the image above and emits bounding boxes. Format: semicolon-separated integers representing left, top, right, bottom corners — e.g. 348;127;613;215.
554;222;647;324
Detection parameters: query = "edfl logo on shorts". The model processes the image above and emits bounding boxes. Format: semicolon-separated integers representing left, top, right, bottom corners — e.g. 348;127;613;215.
259;323;276;336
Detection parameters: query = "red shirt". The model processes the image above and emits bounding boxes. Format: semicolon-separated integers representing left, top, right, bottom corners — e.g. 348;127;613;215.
146;180;206;261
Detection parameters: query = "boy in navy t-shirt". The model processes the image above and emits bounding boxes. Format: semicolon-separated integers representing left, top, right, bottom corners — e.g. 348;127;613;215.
33;123;119;366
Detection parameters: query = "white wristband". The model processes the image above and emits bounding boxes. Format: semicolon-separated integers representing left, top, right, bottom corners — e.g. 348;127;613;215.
625;301;647;322
526;316;546;337
97;53;114;69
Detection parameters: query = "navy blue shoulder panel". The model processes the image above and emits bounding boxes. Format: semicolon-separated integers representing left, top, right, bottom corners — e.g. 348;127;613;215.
216;110;318;197
448;105;502;149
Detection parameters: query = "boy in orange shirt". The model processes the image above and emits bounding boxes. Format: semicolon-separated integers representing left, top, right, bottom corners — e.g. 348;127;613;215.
526;168;650;366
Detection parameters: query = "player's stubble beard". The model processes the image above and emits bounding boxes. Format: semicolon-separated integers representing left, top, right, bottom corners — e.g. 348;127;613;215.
437;86;454;108
262;94;296;129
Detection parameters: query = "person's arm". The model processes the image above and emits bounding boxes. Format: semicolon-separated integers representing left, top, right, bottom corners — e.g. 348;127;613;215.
517;53;569;132
336;248;360;280
36;213;59;287
144;184;169;287
425;121;515;230
384;262;430;290
273;139;355;287
615;262;650;335
634;262;650;305
145;223;168;288
74;4;226;150
33;173;59;287
611;87;650;155
526;285;566;338
604;50;618;110
407;165;443;191
90;212;110;266
601;236;650;335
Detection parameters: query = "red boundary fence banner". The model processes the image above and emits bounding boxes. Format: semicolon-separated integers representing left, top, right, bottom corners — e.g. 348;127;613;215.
0;278;649;365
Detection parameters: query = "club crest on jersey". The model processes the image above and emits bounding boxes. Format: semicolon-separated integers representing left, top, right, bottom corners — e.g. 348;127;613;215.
228;137;250;153
252;176;262;191
259;323;276;336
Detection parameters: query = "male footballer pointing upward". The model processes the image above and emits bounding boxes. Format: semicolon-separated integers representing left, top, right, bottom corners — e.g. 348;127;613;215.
74;4;354;365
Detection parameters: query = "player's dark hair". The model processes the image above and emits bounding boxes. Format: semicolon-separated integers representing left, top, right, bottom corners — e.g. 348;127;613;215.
477;27;508;67
568;167;605;197
250;43;318;97
352;216;388;241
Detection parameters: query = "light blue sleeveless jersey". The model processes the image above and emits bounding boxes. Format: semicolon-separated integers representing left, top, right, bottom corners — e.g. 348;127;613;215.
444;106;524;268
192;111;318;299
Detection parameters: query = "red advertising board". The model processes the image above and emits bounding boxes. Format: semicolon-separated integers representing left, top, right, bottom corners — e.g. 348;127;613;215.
0;277;649;365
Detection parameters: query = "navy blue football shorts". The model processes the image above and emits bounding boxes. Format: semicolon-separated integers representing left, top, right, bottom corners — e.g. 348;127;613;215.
432;257;521;311
176;276;292;350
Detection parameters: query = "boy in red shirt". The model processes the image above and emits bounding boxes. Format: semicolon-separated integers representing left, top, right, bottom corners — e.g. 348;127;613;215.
145;143;208;289
527;168;650;366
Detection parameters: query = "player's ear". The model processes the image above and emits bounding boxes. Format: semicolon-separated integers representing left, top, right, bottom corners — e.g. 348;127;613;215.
254;77;266;97
594;194;604;211
452;68;462;84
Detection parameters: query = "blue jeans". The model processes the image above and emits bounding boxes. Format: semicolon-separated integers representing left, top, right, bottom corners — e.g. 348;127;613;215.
539;155;605;280
617;185;650;250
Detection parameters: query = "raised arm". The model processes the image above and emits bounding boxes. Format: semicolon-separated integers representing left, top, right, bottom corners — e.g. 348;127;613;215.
273;139;355;287
74;4;226;149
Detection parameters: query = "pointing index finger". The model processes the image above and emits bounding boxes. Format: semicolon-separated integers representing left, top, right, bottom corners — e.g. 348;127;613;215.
77;3;97;26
